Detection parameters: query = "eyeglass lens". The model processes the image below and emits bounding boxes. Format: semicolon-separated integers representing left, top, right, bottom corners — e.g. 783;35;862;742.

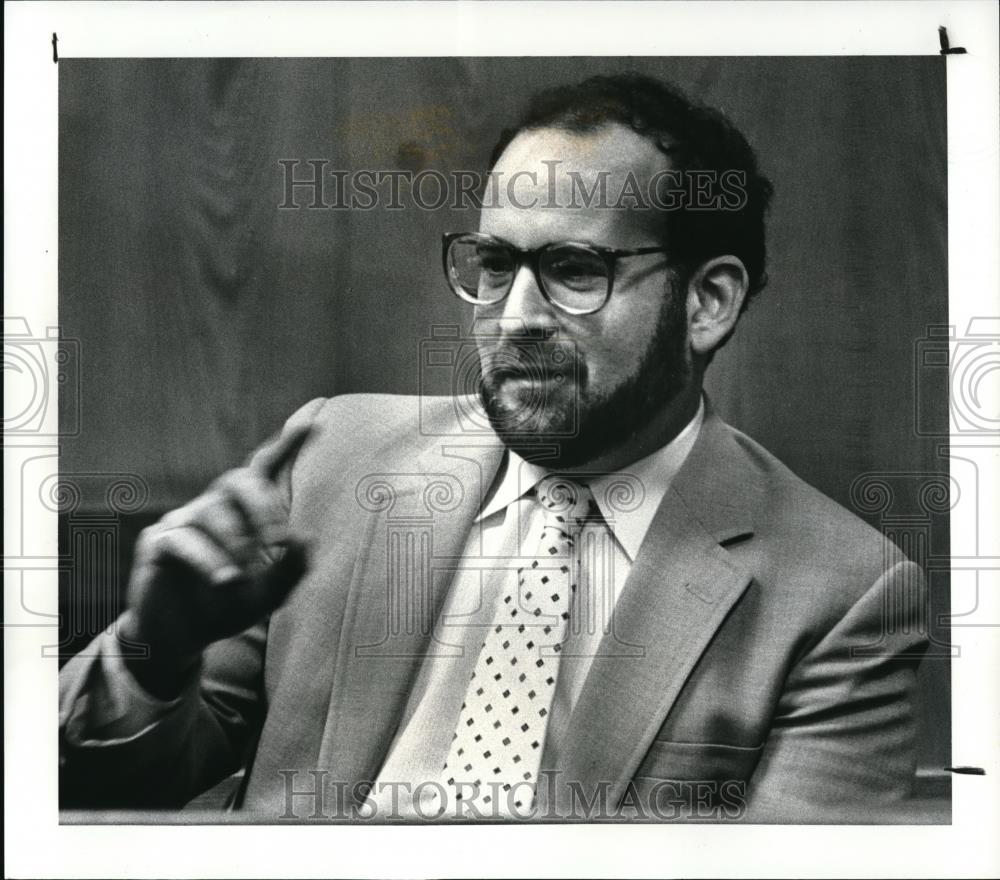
447;236;609;313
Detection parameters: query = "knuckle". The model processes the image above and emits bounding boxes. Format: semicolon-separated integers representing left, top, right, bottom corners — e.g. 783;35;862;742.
164;529;224;571
153;527;185;555
231;482;281;524
185;491;240;532
135;525;160;555
213;466;254;495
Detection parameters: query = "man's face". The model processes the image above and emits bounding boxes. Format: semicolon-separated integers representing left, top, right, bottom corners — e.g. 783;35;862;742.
474;124;693;467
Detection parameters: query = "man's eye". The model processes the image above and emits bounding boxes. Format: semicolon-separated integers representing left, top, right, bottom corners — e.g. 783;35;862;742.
551;258;603;281
555;260;596;276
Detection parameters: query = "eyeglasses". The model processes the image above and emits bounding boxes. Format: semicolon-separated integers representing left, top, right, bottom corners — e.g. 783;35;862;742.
442;232;670;316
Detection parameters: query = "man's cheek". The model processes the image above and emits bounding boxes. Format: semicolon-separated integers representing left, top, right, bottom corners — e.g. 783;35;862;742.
577;356;620;400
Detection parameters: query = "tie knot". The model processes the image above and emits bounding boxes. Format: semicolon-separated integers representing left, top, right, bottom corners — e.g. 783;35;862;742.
535;475;592;523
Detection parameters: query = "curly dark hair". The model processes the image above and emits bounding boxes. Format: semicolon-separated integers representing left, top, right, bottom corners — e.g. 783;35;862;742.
489;73;774;307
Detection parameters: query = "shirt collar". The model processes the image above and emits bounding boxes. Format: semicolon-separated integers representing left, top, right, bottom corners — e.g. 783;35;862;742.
476;396;705;561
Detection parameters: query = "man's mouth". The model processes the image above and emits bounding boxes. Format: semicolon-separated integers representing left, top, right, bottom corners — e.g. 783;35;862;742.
496;372;566;388
490;365;565;382
484;349;575;389
486;368;572;402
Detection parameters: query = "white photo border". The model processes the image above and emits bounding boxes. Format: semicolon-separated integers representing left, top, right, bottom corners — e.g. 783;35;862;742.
5;2;999;878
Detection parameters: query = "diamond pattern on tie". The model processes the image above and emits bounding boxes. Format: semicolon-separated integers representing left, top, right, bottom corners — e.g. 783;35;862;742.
441;475;594;815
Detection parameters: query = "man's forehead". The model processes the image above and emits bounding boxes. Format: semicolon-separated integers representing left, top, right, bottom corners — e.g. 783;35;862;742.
481;124;671;245
495;125;668;190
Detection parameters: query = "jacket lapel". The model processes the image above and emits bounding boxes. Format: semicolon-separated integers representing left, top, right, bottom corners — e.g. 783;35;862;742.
543;406;761;814
316;436;505;798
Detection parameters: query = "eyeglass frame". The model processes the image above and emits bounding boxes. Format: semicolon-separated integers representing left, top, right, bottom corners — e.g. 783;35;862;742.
442;231;672;316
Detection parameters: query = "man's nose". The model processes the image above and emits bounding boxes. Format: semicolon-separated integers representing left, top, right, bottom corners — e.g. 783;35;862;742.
499;263;557;328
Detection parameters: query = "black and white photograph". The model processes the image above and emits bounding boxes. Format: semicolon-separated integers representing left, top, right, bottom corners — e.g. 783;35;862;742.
5;1;999;877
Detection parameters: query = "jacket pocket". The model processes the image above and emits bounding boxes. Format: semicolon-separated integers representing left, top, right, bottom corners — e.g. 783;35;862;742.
633;739;765;782
625;741;765;821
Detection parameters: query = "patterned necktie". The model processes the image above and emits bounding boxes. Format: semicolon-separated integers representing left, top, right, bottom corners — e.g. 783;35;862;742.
440;475;594;817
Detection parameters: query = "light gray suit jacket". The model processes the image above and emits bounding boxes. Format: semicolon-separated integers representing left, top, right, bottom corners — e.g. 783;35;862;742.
60;394;928;822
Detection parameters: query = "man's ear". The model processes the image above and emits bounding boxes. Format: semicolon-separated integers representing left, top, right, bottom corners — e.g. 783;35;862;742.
685;256;750;356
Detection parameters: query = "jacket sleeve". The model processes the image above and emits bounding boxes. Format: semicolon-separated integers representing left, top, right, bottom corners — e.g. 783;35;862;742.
59;622;267;809
745;558;930;823
58;397;328;809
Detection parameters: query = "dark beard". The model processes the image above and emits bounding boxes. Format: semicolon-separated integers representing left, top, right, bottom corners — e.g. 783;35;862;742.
477;290;691;468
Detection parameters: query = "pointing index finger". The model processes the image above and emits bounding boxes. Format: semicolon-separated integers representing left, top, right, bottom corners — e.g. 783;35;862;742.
255;423;315;483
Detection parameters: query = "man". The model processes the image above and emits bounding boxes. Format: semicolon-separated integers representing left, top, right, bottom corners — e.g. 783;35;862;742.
59;74;928;822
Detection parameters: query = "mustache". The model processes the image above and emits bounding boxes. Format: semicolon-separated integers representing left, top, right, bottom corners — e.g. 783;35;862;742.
480;340;582;384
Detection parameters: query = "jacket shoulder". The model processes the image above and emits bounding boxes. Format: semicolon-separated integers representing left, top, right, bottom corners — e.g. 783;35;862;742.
284;393;463;479
302;393;458;441
712;420;909;596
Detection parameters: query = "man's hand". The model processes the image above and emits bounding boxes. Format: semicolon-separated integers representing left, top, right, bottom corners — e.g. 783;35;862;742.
119;425;314;699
